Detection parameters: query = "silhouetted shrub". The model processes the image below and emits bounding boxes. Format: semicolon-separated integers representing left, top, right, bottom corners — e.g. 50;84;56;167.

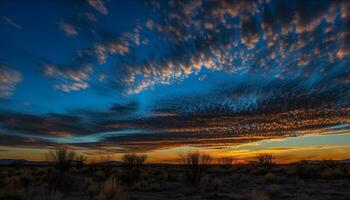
84;177;100;200
99;155;114;176
267;184;282;196
256;154;274;167
46;147;77;173
122;153;147;168
251;190;270;200
0;176;24;200
219;156;238;169
296;163;320;178
121;153;147;184
98;176;125;200
94;170;107;182
76;155;87;169
321;168;344;179
19;171;33;193
179;151;212;186
133;179;162;192
264;173;278;184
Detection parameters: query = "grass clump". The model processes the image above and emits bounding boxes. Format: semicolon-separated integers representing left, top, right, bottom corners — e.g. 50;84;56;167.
98;176;125;200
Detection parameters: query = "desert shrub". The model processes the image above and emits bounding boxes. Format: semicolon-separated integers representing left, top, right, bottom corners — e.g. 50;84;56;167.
41;167;76;193
122;153;147;168
227;174;249;187
45;191;63;200
0;189;24;200
143;168;167;182
94;170;107;182
205;177;224;192
121;153;147;184
76;155;87;169
256;154;274;167
295;193;309;200
0;176;24;200
264;173;278;184
99;155;114;175
321;168;344;179
84;177;100;200
267;184;282;196
285;166;298;177
19;171;33;193
46;147;77;173
0;176;6;188
251;190;270;200
219;156;238;169
133;179;162;192
295;163;321;178
320;160;340;169
98;176;125;200
179;151;213;186
31;168;47;178
166;170;178;182
237;174;249;186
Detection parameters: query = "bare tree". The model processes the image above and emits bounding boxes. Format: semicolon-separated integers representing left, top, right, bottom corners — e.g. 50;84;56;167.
46;147;77;173
121;153;147;168
121;153;147;184
179;151;212;186
256;154;274;167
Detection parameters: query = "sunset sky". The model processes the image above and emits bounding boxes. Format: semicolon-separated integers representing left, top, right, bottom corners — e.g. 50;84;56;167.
1;0;350;163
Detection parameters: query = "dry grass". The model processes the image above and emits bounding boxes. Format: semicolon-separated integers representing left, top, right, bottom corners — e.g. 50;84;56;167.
98;176;125;200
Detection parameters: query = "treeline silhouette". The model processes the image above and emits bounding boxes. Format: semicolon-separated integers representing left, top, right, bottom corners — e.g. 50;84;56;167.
0;147;349;200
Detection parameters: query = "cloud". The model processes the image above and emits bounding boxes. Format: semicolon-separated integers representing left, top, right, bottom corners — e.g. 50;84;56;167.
0;111;96;137
94;40;129;64
0;132;55;148
93;0;347;96
3;0;350;154
58;21;78;37
0;63;22;98
87;0;108;15
43;63;92;92
109;101;139;115
1;16;22;29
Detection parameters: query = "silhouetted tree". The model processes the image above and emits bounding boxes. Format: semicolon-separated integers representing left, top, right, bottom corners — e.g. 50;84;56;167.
179;151;212;186
121;153;147;184
46;147;77;173
256;154;274;167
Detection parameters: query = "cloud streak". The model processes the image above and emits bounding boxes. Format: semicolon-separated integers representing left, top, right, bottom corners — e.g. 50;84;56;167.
0;63;22;98
87;0;108;15
43;63;92;92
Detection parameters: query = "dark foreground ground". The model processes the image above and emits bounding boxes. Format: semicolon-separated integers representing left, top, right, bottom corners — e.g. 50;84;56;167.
0;161;350;200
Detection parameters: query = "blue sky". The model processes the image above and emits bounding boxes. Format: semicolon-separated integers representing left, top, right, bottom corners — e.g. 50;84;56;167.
1;0;350;161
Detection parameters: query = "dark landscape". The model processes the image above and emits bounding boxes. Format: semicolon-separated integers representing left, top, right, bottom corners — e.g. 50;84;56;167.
1;149;350;200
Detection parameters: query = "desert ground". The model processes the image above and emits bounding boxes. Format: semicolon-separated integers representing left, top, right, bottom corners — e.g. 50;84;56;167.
0;151;349;200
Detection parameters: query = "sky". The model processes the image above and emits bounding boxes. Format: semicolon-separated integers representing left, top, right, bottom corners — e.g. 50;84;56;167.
1;0;350;163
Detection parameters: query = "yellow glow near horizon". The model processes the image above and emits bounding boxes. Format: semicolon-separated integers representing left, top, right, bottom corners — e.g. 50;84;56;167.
1;132;350;164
